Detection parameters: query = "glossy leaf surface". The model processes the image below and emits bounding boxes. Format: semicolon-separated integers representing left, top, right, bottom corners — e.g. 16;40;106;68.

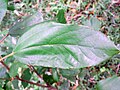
13;22;119;69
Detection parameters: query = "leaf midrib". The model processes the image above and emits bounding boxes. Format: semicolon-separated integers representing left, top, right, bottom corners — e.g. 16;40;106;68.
14;26;98;51
14;44;118;54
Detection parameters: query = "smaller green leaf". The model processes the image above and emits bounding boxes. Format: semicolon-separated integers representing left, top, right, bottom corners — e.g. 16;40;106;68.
36;66;46;75
96;76;120;90
52;68;59;82
9;11;43;37
7;5;15;11
0;67;7;78
56;9;66;24
43;74;55;85
12;80;19;89
0;30;9;35
58;80;70;90
6;81;13;90
0;0;7;23
9;62;25;77
83;17;101;31
21;68;32;88
60;69;80;77
79;69;89;80
60;69;80;83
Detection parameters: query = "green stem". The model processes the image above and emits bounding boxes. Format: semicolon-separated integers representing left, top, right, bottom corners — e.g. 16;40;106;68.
0;52;14;62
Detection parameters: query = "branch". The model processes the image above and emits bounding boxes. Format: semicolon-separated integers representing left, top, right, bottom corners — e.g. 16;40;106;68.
15;76;56;90
0;61;10;71
0;78;11;80
0;59;57;90
27;65;42;78
116;64;120;74
27;65;57;90
0;33;9;44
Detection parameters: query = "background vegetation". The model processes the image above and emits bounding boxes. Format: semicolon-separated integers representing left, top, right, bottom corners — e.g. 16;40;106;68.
0;0;120;90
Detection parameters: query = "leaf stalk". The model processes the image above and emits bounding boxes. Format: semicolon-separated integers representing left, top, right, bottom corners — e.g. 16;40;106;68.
0;52;14;62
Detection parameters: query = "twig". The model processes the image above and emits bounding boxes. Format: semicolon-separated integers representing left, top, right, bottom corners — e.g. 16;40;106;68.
28;65;42;78
0;61;10;71
0;78;11;80
27;65;57;90
15;76;56;90
85;3;91;11
0;33;9;44
0;58;57;90
116;64;120;74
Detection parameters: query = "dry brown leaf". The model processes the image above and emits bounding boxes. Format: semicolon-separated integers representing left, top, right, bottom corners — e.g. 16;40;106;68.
97;16;105;20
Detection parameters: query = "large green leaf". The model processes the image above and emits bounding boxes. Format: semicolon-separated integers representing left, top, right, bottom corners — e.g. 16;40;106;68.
13;22;119;69
9;11;43;37
0;0;7;23
96;76;120;90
